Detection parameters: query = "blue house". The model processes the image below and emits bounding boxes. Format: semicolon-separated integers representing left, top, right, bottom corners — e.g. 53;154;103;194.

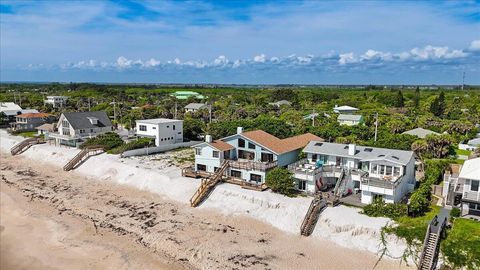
192;127;322;184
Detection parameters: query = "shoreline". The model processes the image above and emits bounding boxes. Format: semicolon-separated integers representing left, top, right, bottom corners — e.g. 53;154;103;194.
0;130;414;269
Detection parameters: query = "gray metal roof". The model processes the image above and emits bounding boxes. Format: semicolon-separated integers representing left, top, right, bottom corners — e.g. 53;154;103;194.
337;114;363;121
185;103;208;110
303;141;414;165
269;100;292;106
2;109;38;116
63;111;112;130
402;127;439;139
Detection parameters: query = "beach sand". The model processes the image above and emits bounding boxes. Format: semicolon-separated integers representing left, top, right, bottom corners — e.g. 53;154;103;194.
0;153;413;270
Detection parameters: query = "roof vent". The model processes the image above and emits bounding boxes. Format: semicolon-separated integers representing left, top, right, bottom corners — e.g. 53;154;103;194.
237;127;243;134
315;142;323;146
392;156;399;160
87;117;98;125
205;135;212;143
364;148;373;152
378;154;385;157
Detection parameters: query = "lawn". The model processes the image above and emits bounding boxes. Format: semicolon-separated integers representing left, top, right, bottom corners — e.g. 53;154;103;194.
441;218;480;270
454;148;472;156
383;205;441;246
15;131;38;138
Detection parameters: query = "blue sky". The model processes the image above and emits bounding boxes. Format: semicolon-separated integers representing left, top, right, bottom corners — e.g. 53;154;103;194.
1;0;479;84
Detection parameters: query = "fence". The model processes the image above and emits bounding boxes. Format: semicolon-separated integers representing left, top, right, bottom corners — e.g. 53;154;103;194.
121;141;200;157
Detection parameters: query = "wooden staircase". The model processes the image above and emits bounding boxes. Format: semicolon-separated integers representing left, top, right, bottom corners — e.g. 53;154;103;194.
418;215;447;270
190;161;229;207
300;194;327;236
63;145;105;171
10;137;44;155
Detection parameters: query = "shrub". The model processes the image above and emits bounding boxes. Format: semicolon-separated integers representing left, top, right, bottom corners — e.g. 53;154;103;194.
265;167;295;196
363;197;408;219
80;132;123;150
108;137;154;154
441;218;480;270
450;207;461;218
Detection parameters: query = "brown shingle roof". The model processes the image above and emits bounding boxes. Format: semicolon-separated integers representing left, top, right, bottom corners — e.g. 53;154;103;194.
210;140;234;151
16;112;51;118
35;123;55;132
241;130;323;154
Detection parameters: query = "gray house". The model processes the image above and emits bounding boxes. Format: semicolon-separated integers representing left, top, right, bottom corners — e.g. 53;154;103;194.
48;111;113;146
185;103;209;113
402;128;439;139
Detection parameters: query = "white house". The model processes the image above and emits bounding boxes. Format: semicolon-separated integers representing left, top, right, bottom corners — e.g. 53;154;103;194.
289;141;416;204
184;103;209;113
48;111;113;147
458;138;480;151
443;158;480;217
135;118;183;146
333;105;359;114
337;114;363;126
44;96;68;108
192;127;321;184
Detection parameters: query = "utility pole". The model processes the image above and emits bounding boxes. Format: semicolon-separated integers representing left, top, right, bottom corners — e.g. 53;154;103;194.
209;103;212;124
461;71;465;91
88;97;91;111
312;108;315;127
174;101;177;119
374;112;378;142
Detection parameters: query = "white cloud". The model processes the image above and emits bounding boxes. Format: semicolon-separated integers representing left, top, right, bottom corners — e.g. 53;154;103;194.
116;56;132;68
338;53;356;65
253;54;266;63
469;40;480;51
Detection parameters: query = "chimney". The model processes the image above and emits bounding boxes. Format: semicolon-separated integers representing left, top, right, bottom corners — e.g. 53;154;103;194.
205;135;212;143
237;127;243;134
348;144;356;155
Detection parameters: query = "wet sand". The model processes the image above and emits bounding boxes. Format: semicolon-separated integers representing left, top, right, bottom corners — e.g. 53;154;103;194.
0;153;413;270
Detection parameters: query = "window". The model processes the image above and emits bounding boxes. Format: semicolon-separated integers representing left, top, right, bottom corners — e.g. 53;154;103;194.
371;164;378;174
79;129;85;134
394;167;401;176
312;154;318;161
161;138;164;141
90;129;94;133
261;153;274;162
139;125;147;131
212;151;219;158
386;166;392;175
178;132;182;134
238;150;255;160
62;120;69;128
196;164;206;171
250;174;262;183
195;148;202;155
167;126;169;128
223;150;230;159
248;142;255;149
173;125;175;130
230;170;241;178
238;138;245;147
379;165;385;175
298;180;307;191
472;180;479;192
152;127;156;129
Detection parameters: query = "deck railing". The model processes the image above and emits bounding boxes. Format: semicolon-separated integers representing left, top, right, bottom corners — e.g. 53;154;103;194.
228;159;277;171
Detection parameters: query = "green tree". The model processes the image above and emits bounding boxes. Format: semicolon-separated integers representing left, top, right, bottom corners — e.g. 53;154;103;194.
183;116;205;141
395;90;404;107
265;167;295;196
413;87;420;108
430;91;445;117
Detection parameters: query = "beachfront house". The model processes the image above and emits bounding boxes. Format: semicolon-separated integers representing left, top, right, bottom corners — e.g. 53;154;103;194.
0;102;39;125
333;105;359;114
288;142;416;204
135;118;183;146
402;127;439;139
184;103;209;113
192;127;321;184
44;96;68;108
48;111;113;147
337;114;363;126
9;112;55;132
443;158;480;218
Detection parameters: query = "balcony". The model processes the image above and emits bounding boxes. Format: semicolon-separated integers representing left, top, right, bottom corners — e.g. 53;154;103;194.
361;175;403;191
463;191;480;202
228;159;278;172
288;158;322;181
